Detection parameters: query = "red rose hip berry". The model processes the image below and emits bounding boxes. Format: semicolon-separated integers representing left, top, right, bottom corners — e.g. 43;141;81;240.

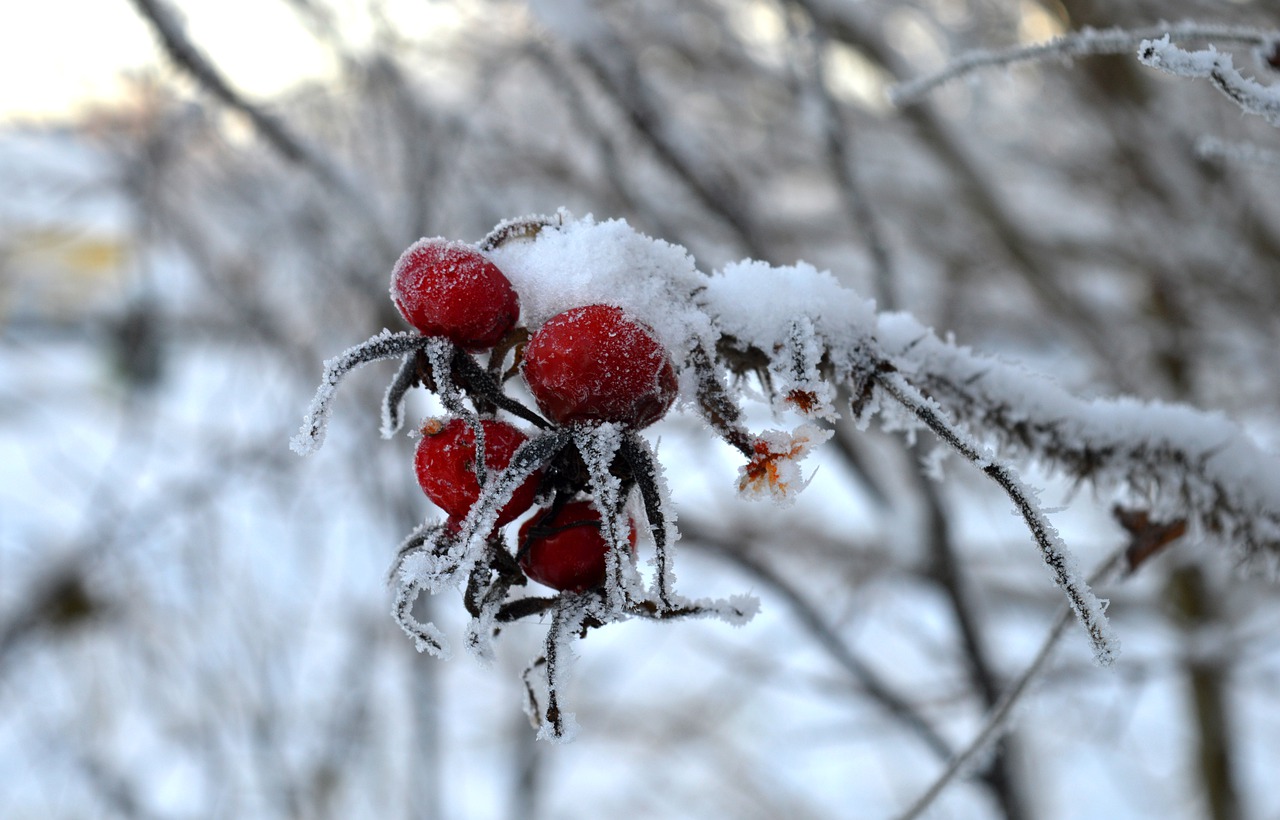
518;501;637;592
414;418;540;526
391;239;519;351
521;305;677;428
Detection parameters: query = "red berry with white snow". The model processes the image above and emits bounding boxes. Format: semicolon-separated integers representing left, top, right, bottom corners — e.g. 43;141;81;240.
391;239;519;351
521;305;677;428
518;500;636;592
414;418;540;526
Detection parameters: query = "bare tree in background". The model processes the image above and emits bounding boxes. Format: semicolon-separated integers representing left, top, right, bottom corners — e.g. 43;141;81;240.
3;1;1280;818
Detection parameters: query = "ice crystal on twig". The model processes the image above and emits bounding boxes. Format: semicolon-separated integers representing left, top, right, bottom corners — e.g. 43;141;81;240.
1139;34;1280;127
890;23;1280;106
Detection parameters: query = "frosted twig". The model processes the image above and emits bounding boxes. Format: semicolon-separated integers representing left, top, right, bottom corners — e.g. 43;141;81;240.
390;523;458;659
876;370;1118;666
687;523;956;763
455;429;571;565
536;597;590;743
891;23;1278;105
462;549;523;664
1139;35;1280;127
423;338;469;418
893;548;1126;820
478;213;560;251
1196;136;1280;170
690;344;754;457
448;349;551;429
291;331;428;455
879;318;1280;572
393;580;450;658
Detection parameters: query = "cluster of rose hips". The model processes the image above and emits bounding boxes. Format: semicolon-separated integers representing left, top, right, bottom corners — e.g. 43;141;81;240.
294;218;761;739
391;235;676;596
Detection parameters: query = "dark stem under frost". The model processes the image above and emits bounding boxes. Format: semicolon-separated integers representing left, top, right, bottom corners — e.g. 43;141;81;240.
381;349;428;438
875;369;1118;666
620;432;673;610
894;548;1127;820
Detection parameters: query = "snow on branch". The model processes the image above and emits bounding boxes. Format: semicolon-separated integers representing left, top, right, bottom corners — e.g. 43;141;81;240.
875;370;1118;665
1139;35;1280;127
890;23;1279;106
871;312;1280;577
1196;136;1280;170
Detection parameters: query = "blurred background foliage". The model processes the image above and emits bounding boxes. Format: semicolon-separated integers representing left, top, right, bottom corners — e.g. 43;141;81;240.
3;0;1280;817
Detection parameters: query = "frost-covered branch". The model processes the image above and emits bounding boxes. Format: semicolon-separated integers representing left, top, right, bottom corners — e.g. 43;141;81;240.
297;214;1280;744
891;23;1278;106
871;313;1280;575
875;370;1118;666
1139;34;1280;127
1196;136;1280;170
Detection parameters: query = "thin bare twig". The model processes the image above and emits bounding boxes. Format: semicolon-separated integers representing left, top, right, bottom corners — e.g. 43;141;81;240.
127;0;392;247
893;548;1126;820
685;522;957;763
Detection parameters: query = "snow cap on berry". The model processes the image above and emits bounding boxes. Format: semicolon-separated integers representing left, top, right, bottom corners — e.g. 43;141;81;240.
483;213;715;362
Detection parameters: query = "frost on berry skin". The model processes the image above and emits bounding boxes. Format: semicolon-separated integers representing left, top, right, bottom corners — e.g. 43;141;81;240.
414;417;541;526
390;238;520;351
522;304;678;429
518;501;637;593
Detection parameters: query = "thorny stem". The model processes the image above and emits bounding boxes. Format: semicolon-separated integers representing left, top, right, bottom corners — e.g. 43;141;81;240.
893;548;1127;820
875;369;1118;666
